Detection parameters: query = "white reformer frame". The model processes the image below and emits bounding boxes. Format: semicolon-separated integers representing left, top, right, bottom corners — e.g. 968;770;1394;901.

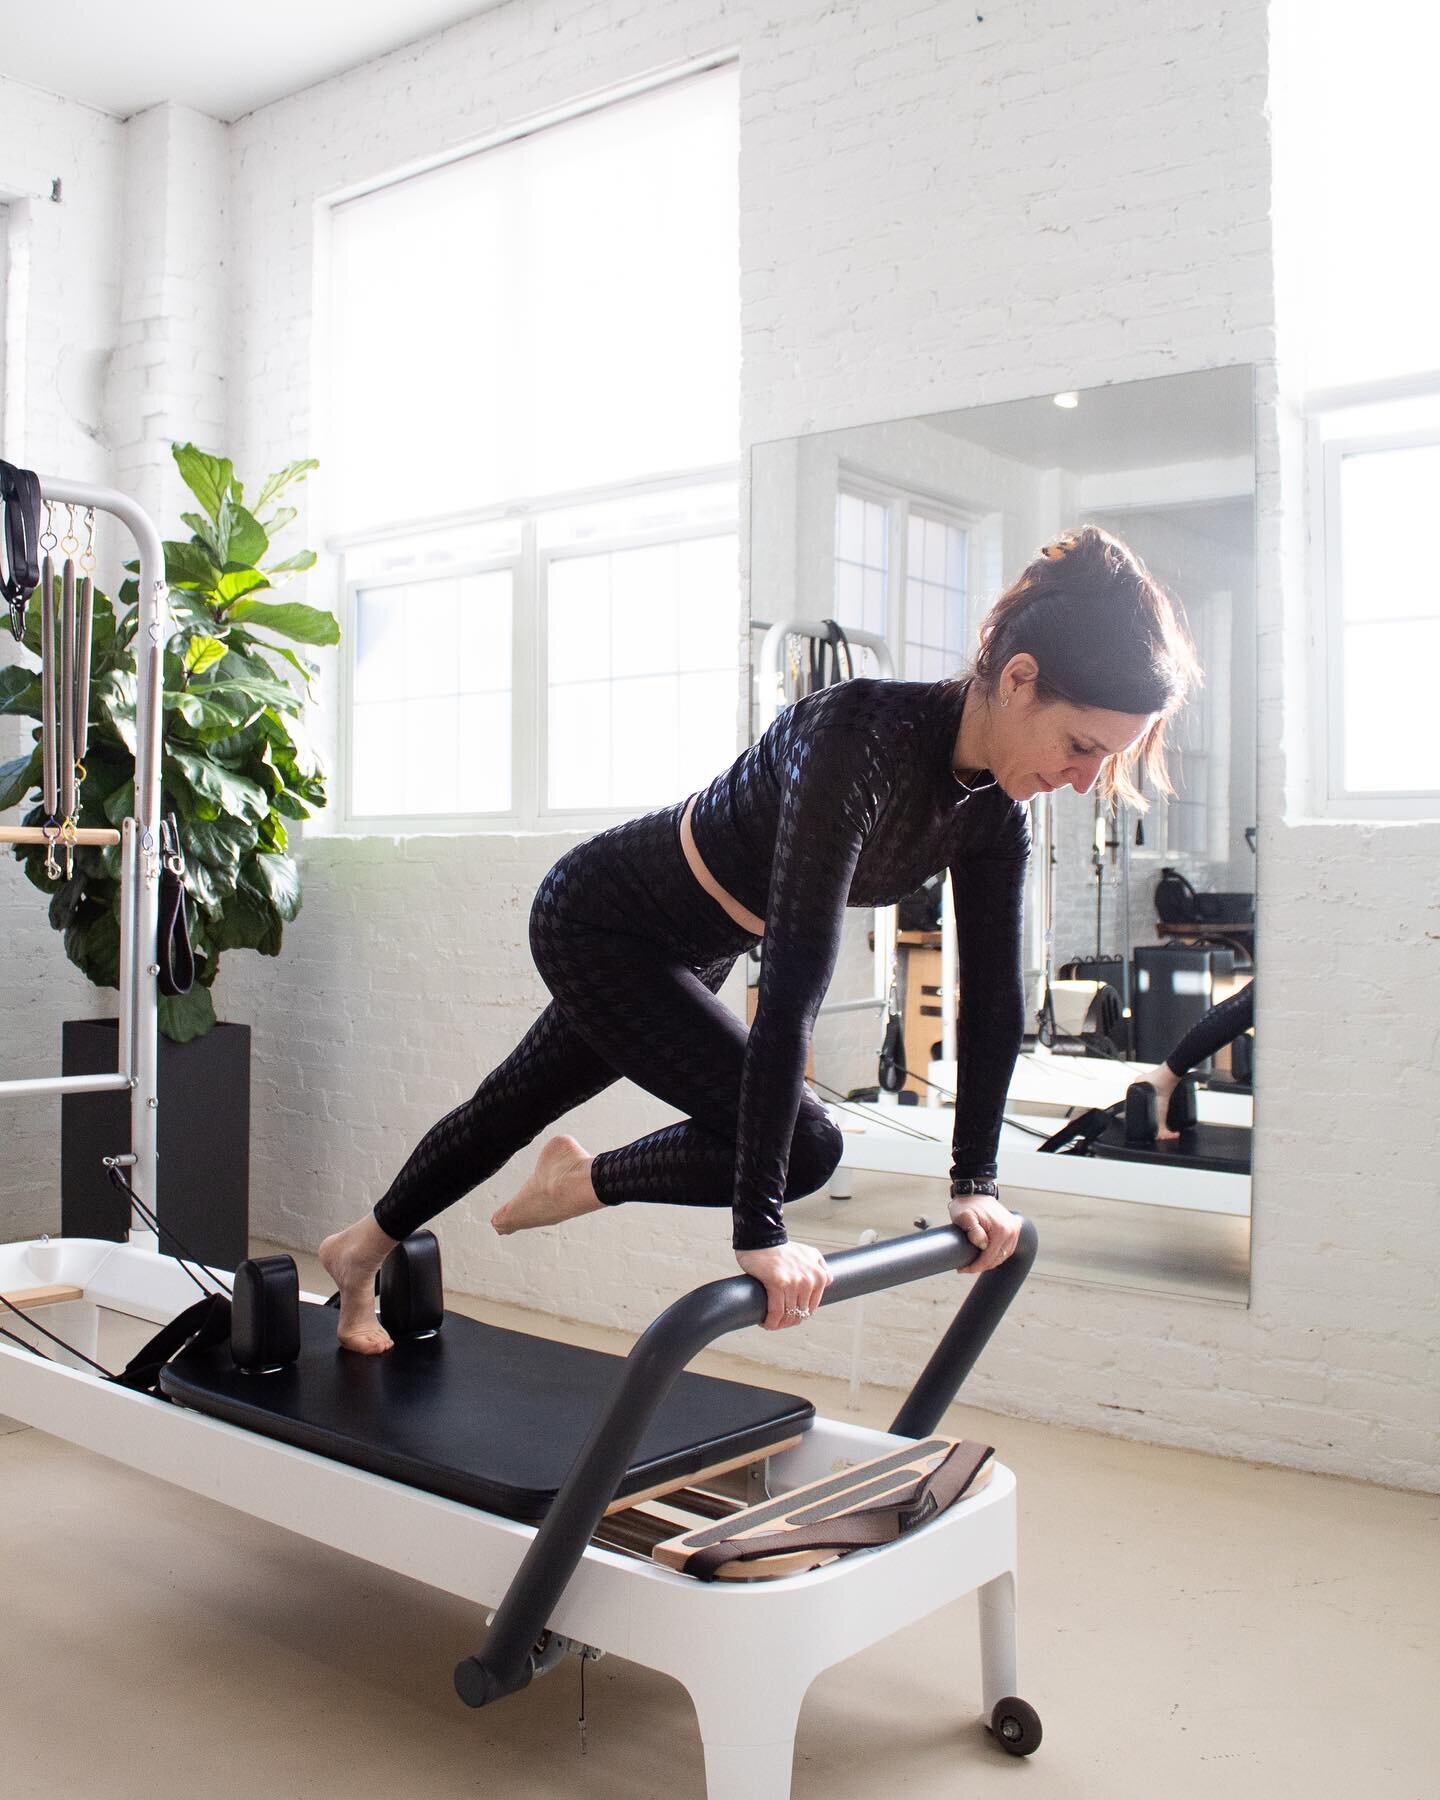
3;503;1039;1796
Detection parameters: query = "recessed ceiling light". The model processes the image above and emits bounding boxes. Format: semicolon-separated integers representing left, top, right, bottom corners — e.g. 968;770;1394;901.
1053;391;1080;409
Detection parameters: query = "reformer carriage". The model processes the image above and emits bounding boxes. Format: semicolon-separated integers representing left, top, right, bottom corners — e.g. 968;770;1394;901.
0;473;1043;1797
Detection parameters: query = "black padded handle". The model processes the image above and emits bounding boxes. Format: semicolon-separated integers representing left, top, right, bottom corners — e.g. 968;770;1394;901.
455;1217;1038;1709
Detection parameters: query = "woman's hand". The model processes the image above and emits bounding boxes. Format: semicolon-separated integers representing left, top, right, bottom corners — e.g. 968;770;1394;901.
735;1240;833;1330
948;1193;1022;1276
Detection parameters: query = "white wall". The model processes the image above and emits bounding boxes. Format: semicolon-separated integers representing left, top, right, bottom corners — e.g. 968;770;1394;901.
3;1;1435;1491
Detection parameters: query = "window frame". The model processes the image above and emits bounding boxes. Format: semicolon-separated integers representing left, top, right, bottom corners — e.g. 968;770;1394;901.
334;467;741;836
1310;397;1440;820
834;470;987;679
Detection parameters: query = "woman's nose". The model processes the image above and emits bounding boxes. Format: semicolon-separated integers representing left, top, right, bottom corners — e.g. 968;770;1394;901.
1068;755;1103;794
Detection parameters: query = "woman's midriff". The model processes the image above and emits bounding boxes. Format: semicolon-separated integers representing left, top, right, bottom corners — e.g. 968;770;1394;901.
680;796;766;938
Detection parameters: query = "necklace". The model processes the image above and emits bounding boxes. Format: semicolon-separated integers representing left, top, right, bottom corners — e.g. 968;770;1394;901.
951;766;998;796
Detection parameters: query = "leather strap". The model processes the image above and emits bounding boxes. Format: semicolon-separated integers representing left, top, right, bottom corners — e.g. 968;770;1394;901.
683;1439;994;1580
112;1293;232;1394
157;862;195;995
1;461;42;640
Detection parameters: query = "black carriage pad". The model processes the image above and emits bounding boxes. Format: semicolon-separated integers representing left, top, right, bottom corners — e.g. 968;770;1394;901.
159;1303;814;1523
1093;1117;1250;1176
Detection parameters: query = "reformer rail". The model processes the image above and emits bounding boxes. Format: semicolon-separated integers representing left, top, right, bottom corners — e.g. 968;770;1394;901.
0;475;169;1241
456;1213;1038;1707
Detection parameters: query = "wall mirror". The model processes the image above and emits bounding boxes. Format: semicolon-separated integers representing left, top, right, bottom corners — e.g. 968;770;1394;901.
749;367;1256;1304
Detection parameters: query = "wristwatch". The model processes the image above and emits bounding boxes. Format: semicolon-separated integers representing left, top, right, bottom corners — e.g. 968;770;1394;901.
950;1177;999;1200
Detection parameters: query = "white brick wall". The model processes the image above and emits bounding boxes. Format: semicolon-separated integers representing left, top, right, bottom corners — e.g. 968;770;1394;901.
3;2;1435;1490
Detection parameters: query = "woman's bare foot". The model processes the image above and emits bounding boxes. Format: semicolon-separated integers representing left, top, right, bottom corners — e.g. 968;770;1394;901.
491;1135;602;1235
318;1214;400;1353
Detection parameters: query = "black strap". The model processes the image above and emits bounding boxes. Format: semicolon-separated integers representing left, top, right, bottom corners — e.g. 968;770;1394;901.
157;862;195;995
0;461;42;640
1037;1103;1120;1156
112;1292;232;1395
156;814;194;996
684;1440;994;1580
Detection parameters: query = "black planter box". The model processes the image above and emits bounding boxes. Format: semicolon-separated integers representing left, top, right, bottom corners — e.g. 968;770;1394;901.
61;1018;251;1271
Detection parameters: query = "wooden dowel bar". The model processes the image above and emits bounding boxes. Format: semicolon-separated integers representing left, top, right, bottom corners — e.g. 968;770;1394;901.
0;826;120;846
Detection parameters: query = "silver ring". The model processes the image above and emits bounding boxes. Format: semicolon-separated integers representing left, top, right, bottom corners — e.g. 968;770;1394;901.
785;1305;810;1317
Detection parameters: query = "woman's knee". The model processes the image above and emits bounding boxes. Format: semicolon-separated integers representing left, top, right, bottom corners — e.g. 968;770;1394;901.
785;1108;844;1198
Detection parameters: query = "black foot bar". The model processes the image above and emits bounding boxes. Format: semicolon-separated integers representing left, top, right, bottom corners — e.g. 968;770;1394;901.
454;1217;1038;1709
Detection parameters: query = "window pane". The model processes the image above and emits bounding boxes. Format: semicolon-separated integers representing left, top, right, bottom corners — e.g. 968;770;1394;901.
548;680;612;809
352;700;404;815
1340;446;1440;623
547;532;738;809
1343;619;1440;791
548;558;612;686
835;492;888;639
328;65;739;530
455;693;512;813
353;572;514;814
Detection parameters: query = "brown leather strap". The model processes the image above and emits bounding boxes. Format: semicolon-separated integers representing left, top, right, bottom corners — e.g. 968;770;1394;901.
683;1440;994;1580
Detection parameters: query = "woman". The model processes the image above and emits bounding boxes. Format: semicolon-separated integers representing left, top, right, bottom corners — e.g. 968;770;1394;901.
321;524;1198;1352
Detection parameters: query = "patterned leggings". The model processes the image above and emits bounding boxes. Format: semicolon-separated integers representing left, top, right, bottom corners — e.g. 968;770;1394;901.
371;804;844;1244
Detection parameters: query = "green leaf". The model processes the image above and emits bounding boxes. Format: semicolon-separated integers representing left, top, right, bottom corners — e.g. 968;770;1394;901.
0;665;41;718
173;444;234;524
253;457;318;515
0;748;41;811
184;634;229;676
259;506;297;537
211;890;281;955
265;644;320;687
185;814;258;873
103;779;135;826
256;812;289;854
168;746;269;822
181;510;226;565
240;849;301;922
264;549;318;577
226;599;340;646
214;568;269;607
226;506;269;567
158;984;216;1044
165;540;223;593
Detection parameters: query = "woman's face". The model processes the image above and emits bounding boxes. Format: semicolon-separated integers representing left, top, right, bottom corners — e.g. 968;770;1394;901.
990;668;1154;803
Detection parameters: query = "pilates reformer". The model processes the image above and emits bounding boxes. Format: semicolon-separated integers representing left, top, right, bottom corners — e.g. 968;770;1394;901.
1;476;1045;1796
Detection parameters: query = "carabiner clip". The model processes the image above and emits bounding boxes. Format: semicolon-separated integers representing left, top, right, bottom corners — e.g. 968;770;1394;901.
159;813;185;876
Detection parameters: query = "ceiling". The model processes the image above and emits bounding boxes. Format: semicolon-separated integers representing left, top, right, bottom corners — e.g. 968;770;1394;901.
2;1;512;122
926;366;1256;474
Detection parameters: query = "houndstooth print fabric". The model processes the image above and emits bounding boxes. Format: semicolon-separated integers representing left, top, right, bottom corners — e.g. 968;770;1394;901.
374;679;1029;1251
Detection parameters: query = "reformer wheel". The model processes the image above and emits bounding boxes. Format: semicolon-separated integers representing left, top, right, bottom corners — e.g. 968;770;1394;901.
989;1695;1042;1756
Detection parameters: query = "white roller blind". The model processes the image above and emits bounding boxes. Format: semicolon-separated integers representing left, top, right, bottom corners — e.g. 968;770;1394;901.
326;65;739;532
1299;6;1440;391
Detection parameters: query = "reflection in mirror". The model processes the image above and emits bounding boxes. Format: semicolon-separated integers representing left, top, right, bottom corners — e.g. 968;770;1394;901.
749;369;1255;1305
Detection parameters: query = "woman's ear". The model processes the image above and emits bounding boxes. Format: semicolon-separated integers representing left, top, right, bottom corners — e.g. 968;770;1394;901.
999;652;1040;706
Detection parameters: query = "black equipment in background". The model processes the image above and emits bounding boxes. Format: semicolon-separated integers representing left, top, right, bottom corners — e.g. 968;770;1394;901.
1131;944;1234;1067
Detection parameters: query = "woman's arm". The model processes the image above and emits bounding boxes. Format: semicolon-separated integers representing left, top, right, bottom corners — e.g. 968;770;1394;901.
948;804;1032;1190
732;725;890;1252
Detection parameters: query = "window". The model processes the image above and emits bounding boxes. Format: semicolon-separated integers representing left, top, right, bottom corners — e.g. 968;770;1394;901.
1317;420;1440;810
326;64;740;828
341;481;739;828
1294;4;1440;813
832;485;974;679
903;511;969;682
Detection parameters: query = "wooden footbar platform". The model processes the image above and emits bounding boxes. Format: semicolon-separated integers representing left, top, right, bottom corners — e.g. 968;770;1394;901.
624;1435;995;1580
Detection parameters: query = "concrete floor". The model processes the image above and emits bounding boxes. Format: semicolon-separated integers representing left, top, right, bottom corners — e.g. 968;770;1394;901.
2;1246;1435;1800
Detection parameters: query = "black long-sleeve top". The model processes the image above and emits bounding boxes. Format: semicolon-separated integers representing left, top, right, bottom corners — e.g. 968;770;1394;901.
689;677;1031;1250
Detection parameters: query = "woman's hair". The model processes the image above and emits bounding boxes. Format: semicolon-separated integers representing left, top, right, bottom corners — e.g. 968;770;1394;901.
970;523;1200;809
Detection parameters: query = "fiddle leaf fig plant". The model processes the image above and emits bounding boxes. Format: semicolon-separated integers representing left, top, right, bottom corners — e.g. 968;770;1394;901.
0;443;337;1042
